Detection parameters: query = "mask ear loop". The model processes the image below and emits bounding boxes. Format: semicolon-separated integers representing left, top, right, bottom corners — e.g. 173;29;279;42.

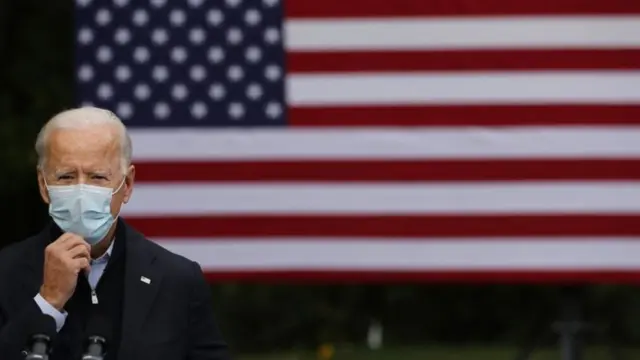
112;175;127;195
41;171;51;190
111;175;128;222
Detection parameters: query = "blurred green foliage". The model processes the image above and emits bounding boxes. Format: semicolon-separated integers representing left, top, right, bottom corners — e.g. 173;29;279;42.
2;0;640;356
0;0;73;244
237;345;640;360
210;283;640;353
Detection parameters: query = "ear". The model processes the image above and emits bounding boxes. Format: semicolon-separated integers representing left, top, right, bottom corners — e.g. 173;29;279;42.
122;164;135;204
37;170;51;204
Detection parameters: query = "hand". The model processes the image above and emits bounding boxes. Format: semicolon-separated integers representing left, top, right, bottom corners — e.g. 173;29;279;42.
39;233;91;311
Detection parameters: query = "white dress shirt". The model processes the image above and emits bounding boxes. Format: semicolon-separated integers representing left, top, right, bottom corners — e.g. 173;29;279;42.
34;240;115;332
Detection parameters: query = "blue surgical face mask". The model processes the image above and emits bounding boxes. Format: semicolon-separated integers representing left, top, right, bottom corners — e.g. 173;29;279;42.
45;177;126;245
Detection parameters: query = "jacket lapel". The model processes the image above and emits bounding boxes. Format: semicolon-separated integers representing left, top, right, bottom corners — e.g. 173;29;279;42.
118;220;163;359
21;224;57;297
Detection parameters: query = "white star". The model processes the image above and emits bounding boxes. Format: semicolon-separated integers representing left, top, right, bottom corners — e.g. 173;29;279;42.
207;47;225;64
245;46;262;63
97;83;113;100
189;28;206;45
76;0;92;7
116;102;133;119
190;102;208;119
78;65;94;82
132;9;149;26
134;47;150;63
188;0;204;7
115;65;131;82
172;84;188;101
171;47;188;63
226;0;242;7
244;9;261;26
113;0;129;7
96;46;113;63
170;9;187;27
227;28;243;45
114;28;131;45
95;9;112;26
209;83;226;100
154;102;171;119
265;102;283;119
190;65;207;82
227;65;244;82
150;0;166;8
263;0;278;7
228;102;245;119
77;28;93;45
152;65;169;82
152;28;169;45
264;64;282;81
134;84;151;101
246;83;263;100
264;27;280;44
207;9;224;26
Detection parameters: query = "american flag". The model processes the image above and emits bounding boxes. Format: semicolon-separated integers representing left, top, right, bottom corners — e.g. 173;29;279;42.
76;0;640;282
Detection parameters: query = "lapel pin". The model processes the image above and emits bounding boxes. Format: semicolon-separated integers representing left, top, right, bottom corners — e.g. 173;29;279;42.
140;276;151;284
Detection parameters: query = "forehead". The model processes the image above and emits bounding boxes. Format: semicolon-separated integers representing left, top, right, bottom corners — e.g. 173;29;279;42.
46;126;120;169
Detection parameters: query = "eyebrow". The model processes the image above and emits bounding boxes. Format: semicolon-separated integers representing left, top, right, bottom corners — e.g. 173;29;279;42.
52;169;76;177
88;170;113;177
52;169;113;176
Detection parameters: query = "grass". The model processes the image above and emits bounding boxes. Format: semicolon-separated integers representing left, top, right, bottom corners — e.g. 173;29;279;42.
237;345;640;360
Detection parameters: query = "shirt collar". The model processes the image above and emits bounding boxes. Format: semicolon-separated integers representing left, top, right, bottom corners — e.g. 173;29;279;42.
91;238;115;264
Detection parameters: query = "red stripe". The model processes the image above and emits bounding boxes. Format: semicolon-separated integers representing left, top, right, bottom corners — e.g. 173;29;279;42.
128;215;640;238
285;0;640;18
134;159;640;182
289;50;640;73
289;105;640;127
203;270;640;284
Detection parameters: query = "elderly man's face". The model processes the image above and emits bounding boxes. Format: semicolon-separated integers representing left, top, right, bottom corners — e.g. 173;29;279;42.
37;125;135;218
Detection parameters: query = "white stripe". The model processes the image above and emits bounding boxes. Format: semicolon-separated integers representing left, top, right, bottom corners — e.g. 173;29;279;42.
122;182;640;215
130;127;640;161
154;238;640;270
285;17;640;51
287;72;640;106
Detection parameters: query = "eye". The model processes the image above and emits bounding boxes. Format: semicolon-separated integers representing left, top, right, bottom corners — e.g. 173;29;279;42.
58;175;74;180
92;175;108;180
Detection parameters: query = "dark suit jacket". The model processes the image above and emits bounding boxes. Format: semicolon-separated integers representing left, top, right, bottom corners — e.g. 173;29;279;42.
0;219;231;360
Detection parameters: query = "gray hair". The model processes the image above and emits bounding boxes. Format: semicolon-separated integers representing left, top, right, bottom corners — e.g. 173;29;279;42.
35;107;133;173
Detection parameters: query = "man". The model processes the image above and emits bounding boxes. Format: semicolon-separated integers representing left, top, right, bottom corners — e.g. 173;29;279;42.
0;107;231;360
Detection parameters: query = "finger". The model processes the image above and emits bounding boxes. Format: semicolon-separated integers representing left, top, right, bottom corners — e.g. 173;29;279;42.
67;244;91;260
59;237;86;251
59;236;90;251
59;232;77;241
71;258;91;273
51;233;76;247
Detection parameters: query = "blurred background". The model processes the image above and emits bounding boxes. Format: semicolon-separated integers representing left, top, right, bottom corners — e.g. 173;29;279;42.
3;0;640;359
